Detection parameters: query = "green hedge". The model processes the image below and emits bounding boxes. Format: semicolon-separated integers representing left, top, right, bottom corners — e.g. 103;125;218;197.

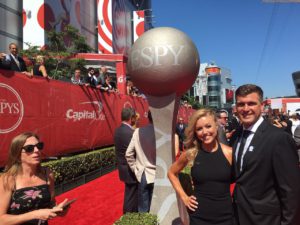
42;147;115;185
114;213;158;225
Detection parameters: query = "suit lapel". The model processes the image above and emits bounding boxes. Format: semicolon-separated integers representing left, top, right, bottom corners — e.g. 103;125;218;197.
10;55;21;71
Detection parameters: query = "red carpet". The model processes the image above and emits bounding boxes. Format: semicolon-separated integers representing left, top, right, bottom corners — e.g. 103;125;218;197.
48;170;236;225
49;170;124;225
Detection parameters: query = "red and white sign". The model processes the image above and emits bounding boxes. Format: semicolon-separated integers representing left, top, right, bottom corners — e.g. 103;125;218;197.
0;70;149;166
23;0;96;49
133;10;145;42
0;83;24;134
97;0;113;53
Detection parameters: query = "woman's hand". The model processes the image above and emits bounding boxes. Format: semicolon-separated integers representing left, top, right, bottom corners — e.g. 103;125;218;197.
183;195;198;211
33;207;63;221
54;199;68;209
53;199;70;216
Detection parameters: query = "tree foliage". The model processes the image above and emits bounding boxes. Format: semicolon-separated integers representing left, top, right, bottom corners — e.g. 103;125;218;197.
181;94;203;109
21;25;93;80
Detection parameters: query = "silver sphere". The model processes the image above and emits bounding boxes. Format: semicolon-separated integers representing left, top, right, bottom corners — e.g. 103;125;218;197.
128;27;200;96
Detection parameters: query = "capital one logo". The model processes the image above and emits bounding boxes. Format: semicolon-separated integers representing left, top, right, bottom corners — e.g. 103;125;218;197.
66;101;105;121
0;83;24;133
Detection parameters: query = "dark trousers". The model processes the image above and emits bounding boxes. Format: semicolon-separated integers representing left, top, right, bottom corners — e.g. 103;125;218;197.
123;182;138;213
138;172;154;212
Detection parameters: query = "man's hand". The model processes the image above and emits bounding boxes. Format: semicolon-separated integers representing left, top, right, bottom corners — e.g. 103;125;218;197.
0;53;6;61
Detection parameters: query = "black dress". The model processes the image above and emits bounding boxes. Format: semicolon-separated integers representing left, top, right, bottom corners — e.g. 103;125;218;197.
189;144;233;225
33;64;43;77
7;172;52;225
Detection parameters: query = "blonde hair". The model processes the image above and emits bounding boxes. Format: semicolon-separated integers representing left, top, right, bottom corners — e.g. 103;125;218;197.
1;132;41;189
184;108;218;166
36;55;44;64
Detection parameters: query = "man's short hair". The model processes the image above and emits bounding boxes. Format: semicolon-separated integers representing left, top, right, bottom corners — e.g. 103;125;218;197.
235;84;263;102
217;110;228;118
121;108;135;121
88;67;94;72
9;43;17;49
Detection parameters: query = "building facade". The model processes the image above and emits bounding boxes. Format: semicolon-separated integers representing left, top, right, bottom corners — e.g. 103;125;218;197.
0;1;23;52
0;0;152;56
192;62;234;109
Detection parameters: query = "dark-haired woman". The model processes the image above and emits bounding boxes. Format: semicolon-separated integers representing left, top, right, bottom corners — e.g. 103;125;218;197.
0;132;68;225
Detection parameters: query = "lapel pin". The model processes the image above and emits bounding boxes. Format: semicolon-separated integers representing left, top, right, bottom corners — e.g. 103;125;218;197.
249;146;254;152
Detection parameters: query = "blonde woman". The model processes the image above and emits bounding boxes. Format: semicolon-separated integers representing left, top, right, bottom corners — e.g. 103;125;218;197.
32;55;48;78
168;108;233;225
0;132;68;225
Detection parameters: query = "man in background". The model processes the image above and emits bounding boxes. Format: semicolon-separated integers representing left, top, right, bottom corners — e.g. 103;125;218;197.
84;67;97;87
176;117;186;152
71;68;83;85
98;65;108;86
3;43;30;76
114;108;138;213
217;110;229;145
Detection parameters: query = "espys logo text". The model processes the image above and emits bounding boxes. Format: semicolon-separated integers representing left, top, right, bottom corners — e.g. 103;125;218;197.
0;83;24;133
66;101;105;121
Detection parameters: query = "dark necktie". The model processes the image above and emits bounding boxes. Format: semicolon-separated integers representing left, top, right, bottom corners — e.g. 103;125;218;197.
237;130;251;172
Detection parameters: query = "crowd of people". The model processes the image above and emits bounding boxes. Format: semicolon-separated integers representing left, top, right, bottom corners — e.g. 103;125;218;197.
0;42;143;96
1;43;300;225
112;84;300;225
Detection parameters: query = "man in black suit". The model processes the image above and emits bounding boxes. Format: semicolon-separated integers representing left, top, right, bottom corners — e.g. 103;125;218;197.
175;117;186;152
3;43;29;74
114;107;138;213
232;84;300;225
84;67;97;88
217;110;229;145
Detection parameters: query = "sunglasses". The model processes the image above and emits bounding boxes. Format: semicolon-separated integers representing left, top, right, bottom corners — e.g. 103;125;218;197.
22;142;44;153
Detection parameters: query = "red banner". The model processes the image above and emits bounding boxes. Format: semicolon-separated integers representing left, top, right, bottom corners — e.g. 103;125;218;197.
0;70;149;167
177;106;195;124
226;89;234;103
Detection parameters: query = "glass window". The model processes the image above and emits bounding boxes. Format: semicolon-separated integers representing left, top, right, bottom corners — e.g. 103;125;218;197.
208;76;220;82
208;86;220;92
209;96;220;102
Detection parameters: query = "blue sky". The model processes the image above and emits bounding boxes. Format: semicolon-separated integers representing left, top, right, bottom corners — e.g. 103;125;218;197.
151;0;300;98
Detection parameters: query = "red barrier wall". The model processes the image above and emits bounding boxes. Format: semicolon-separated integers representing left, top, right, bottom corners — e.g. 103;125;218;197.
0;70;195;167
0;70;149;167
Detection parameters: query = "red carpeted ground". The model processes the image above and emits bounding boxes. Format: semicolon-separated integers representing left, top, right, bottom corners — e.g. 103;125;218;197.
48;170;235;225
49;170;124;225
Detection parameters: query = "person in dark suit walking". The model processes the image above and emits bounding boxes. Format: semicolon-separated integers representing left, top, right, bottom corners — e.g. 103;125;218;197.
232;84;300;225
114;107;138;213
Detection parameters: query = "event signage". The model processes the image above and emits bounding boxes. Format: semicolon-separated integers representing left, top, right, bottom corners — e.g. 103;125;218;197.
129;45;185;70
0;83;24;134
66;101;106;121
0;70;193;167
0;70;149;167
